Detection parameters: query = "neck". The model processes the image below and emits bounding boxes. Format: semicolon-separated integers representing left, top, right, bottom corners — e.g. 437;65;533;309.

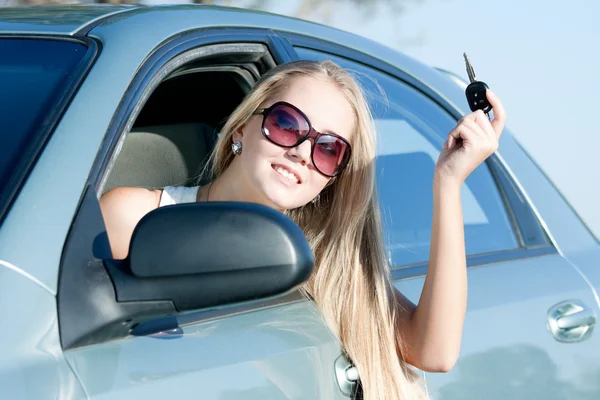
209;162;284;212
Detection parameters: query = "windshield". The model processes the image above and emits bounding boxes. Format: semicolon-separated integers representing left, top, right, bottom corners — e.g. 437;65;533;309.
0;37;94;222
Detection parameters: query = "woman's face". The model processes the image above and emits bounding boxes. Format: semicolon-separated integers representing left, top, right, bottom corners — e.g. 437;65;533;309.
233;76;355;210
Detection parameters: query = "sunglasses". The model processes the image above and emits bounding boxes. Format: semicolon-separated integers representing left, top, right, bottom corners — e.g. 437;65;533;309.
253;101;352;177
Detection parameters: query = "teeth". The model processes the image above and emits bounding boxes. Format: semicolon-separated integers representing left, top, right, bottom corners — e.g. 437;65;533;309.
275;166;299;183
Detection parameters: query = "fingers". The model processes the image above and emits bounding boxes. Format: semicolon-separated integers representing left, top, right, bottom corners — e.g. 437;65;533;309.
460;110;494;137
445;108;502;152
445;88;507;151
486;90;506;139
443;92;506;156
445;123;477;150
473;110;498;142
463;113;490;138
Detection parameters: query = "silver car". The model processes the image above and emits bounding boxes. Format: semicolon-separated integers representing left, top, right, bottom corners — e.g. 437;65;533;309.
1;4;598;399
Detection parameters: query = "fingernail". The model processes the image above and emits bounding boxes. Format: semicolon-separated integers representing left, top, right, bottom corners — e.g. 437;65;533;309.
487;90;496;99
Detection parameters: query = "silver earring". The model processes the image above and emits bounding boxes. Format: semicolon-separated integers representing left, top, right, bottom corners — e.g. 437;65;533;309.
231;141;242;155
312;194;321;204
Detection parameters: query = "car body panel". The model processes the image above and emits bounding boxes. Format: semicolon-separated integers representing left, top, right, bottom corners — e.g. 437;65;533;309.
65;301;346;399
407;254;600;398
0;264;86;399
495;135;600;306
0;5;138;35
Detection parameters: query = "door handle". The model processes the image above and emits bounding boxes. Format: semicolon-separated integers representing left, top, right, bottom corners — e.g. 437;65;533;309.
335;355;359;397
547;300;596;343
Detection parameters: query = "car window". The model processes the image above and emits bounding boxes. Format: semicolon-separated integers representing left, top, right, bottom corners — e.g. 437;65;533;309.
295;47;518;267
101;42;274;193
0;38;90;214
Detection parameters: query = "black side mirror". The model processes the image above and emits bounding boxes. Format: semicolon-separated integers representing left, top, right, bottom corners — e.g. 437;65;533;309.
107;201;314;311
58;186;313;350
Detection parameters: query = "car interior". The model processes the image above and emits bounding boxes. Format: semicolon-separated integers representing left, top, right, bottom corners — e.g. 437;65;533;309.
102;44;277;193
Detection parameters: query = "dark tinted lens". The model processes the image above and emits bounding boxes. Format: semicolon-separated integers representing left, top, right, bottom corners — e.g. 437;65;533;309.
263;104;310;146
313;135;350;176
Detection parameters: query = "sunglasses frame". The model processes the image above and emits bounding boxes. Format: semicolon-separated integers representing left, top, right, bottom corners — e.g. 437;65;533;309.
253;101;352;178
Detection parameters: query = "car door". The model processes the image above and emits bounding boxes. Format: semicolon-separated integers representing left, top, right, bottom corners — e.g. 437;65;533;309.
57;30;349;400
290;41;600;399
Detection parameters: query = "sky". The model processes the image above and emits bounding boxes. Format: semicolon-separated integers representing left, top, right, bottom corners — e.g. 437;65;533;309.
249;0;600;239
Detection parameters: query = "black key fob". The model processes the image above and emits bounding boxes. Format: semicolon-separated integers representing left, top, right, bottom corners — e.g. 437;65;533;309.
465;81;492;113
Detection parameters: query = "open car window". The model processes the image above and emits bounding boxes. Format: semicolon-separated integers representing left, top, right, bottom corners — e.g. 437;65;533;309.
103;43;274;193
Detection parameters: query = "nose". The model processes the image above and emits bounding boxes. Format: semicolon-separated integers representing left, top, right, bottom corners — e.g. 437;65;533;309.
286;139;312;166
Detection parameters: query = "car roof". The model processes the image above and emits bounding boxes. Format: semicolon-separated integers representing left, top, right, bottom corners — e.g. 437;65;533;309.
0;3;374;38
0;4;140;35
0;3;473;134
0;4;331;36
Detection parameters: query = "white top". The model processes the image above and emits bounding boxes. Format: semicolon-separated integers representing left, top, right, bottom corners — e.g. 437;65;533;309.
159;186;200;207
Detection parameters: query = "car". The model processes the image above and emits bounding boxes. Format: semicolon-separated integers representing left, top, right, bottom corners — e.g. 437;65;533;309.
1;4;599;399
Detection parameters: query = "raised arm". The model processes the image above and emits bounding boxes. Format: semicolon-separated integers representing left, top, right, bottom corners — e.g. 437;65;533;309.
393;90;507;372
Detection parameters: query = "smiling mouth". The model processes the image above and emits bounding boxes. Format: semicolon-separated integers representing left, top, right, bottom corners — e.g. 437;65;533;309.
272;164;301;184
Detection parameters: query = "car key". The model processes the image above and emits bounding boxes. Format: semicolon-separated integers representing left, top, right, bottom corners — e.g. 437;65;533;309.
463;53;492;119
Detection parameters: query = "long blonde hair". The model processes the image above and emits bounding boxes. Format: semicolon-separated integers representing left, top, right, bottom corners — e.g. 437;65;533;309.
208;60;428;399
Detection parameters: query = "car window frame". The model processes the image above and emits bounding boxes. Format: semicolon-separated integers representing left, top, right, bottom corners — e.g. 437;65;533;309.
0;34;99;227
278;33;555;280
87;29;295;194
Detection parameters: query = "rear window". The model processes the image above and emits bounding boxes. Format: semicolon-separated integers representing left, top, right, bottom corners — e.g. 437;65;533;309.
0;37;95;221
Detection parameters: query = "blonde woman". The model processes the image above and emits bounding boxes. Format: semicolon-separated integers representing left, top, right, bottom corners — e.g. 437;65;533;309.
100;60;506;399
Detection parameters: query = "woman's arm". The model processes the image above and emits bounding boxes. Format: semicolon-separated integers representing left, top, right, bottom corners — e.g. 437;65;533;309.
394;177;465;373
99;187;162;259
393;90;506;373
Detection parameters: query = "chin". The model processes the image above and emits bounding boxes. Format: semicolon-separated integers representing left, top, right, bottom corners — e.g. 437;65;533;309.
257;171;313;211
263;187;308;211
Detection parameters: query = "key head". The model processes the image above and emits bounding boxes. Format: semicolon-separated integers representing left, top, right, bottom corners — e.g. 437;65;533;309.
465;81;492;113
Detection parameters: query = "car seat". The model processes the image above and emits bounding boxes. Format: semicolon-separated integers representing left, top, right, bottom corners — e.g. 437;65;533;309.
103;122;218;193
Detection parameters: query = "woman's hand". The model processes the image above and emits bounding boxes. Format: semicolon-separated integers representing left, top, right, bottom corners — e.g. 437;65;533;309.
435;90;507;184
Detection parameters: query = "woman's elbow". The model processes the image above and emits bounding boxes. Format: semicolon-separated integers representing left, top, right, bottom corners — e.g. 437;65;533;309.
412;351;459;373
424;358;457;373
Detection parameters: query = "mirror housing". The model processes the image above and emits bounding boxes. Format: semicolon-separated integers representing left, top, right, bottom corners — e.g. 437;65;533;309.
58;187;313;350
108;201;314;311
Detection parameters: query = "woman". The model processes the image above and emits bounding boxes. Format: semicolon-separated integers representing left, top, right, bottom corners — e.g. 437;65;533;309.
100;60;506;399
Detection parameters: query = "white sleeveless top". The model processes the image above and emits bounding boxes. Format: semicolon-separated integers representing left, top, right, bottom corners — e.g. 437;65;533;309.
159;186;201;207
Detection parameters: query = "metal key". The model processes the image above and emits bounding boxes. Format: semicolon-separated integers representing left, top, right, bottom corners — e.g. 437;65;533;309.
463;52;492;119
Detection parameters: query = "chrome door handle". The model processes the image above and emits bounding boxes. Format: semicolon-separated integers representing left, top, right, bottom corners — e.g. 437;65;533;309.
547;300;596;343
335;355;359;397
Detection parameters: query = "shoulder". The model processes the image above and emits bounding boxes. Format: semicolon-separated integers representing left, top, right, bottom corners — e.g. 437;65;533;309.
100;187;162;214
100;187;163;259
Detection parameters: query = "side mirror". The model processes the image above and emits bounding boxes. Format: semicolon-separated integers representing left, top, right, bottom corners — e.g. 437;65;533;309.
107;201;314;311
58;186;313;350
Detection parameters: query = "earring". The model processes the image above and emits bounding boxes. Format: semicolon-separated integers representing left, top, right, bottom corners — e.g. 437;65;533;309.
231;141;242;155
312;194;321;204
